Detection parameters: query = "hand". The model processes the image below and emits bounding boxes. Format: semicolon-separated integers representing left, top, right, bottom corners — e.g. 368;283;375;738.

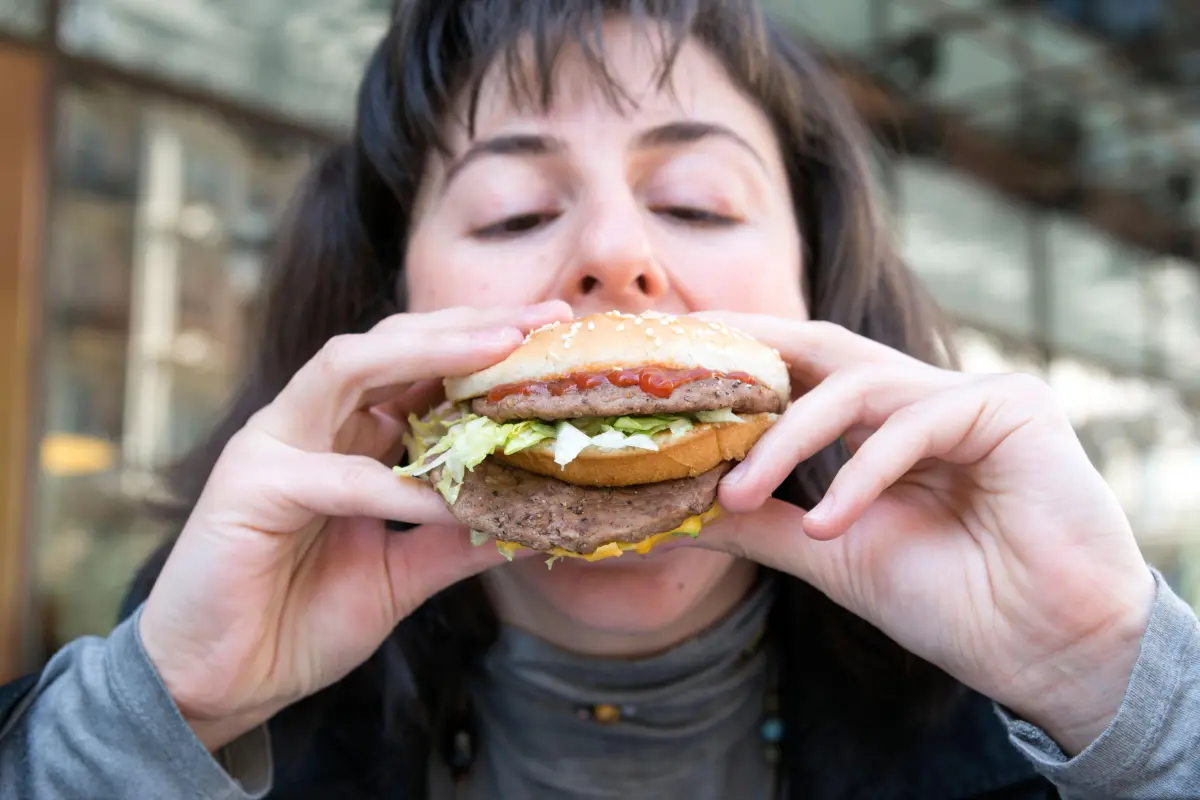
697;314;1155;755
138;302;572;751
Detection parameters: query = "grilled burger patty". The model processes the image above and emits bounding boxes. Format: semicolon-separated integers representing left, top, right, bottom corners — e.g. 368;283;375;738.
470;377;781;422
440;458;731;554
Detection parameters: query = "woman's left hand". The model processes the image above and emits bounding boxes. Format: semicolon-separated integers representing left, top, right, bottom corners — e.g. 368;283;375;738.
698;313;1155;755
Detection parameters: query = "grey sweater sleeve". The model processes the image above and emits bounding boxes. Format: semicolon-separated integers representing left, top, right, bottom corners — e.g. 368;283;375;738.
0;606;273;799
1000;569;1200;799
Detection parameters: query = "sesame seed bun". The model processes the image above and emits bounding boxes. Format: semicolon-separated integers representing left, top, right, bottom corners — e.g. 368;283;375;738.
443;310;791;404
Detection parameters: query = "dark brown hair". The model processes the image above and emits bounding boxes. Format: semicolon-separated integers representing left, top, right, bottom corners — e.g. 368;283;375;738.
127;1;955;794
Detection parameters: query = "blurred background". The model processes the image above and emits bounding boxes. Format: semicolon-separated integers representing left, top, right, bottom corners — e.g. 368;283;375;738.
1;0;1199;682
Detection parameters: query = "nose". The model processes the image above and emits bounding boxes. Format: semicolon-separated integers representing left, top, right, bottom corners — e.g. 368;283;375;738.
559;194;669;313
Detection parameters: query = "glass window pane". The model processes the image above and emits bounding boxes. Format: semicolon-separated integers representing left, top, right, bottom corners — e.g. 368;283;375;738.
1046;357;1200;608
1046;217;1146;371
36;83;315;654
1147;257;1200;391
0;0;44;35
953;326;1045;376
897;160;1035;338
60;0;391;127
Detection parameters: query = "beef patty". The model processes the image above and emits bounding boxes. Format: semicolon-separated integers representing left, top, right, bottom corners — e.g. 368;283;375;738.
471;377;781;422
442;458;730;554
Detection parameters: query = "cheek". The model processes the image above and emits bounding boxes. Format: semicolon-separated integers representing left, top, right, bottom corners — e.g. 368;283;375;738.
667;226;806;318
403;227;557;312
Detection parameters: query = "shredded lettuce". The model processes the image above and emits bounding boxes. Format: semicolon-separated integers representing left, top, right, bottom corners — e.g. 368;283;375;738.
470;530;490;546
395;413;542;504
502;420;556;454
552;422;658;469
395;407;744;503
695;408;744;424
553;420;594;466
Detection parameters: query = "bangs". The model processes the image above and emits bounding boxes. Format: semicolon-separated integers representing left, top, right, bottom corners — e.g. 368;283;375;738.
389;0;771;157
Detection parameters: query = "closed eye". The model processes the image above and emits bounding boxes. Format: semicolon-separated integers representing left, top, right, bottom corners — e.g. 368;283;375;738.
473;211;560;240
653;206;740;227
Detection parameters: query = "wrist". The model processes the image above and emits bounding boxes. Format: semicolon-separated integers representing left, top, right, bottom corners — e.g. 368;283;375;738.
1008;567;1155;756
183;709;270;753
136;610;276;753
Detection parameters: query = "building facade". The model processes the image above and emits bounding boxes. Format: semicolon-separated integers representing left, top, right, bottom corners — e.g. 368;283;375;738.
1;0;1197;682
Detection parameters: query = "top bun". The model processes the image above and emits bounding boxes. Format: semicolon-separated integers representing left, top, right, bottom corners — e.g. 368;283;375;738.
444;310;791;405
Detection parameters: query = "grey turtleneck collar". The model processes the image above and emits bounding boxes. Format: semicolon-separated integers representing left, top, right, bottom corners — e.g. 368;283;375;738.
438;575;780;800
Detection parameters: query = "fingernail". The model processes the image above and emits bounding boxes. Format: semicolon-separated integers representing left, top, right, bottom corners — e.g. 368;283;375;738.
805;494;834;523
722;464;745;487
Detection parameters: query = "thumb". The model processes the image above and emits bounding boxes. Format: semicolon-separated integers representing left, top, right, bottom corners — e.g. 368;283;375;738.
384;524;525;617
696;499;840;588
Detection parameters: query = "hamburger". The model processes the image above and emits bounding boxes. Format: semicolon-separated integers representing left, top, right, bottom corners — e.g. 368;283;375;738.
395;310;790;565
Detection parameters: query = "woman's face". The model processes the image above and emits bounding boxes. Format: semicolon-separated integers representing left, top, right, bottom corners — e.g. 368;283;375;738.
405;20;806;654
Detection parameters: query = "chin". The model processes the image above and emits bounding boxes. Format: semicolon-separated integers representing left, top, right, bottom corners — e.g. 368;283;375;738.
499;546;746;637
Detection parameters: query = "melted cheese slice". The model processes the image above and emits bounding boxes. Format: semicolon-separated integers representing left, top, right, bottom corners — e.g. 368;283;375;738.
495;503;723;563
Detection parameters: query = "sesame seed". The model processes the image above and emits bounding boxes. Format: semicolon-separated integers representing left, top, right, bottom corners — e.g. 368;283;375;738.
672;326;685;335
563;341;571;349
615;323;625;331
654;337;662;346
549;350;560;360
635;318;644;326
587;321;595;330
561;334;570;341
644;327;654;336
708;322;721;330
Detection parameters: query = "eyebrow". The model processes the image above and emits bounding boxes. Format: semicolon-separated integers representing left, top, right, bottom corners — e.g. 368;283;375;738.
441;120;767;189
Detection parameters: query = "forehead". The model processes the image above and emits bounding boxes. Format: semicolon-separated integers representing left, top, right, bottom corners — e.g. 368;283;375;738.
450;18;779;151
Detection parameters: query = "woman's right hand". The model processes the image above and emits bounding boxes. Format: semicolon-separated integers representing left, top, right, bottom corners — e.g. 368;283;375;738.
137;302;573;751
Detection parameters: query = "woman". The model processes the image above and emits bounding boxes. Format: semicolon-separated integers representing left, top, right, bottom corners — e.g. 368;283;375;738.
3;1;1198;798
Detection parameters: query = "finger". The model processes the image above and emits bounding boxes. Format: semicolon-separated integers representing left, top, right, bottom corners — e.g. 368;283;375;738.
268;452;459;528
333;405;410;461
370;301;573;336
258;327;525;450
843;425;874;455
695;312;937;387
801;378;1017;541
719;365;962;513
381;378;446;421
386;524;536;617
373;379;448;467
688;499;828;582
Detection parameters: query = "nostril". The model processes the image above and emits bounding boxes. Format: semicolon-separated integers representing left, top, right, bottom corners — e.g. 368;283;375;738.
580;276;599;293
636;275;648;293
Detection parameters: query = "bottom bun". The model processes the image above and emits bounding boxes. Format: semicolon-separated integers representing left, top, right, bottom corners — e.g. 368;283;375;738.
495;503;724;564
495;413;775;487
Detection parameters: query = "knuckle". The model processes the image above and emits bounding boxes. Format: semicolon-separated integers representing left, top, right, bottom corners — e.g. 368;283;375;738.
888;401;927;427
371;313;411;334
335;455;378;497
808;319;848;338
825;365;871;395
315;334;362;381
994;372;1055;403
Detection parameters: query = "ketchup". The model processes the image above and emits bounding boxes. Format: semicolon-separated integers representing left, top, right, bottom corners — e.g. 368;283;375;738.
485;365;756;403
